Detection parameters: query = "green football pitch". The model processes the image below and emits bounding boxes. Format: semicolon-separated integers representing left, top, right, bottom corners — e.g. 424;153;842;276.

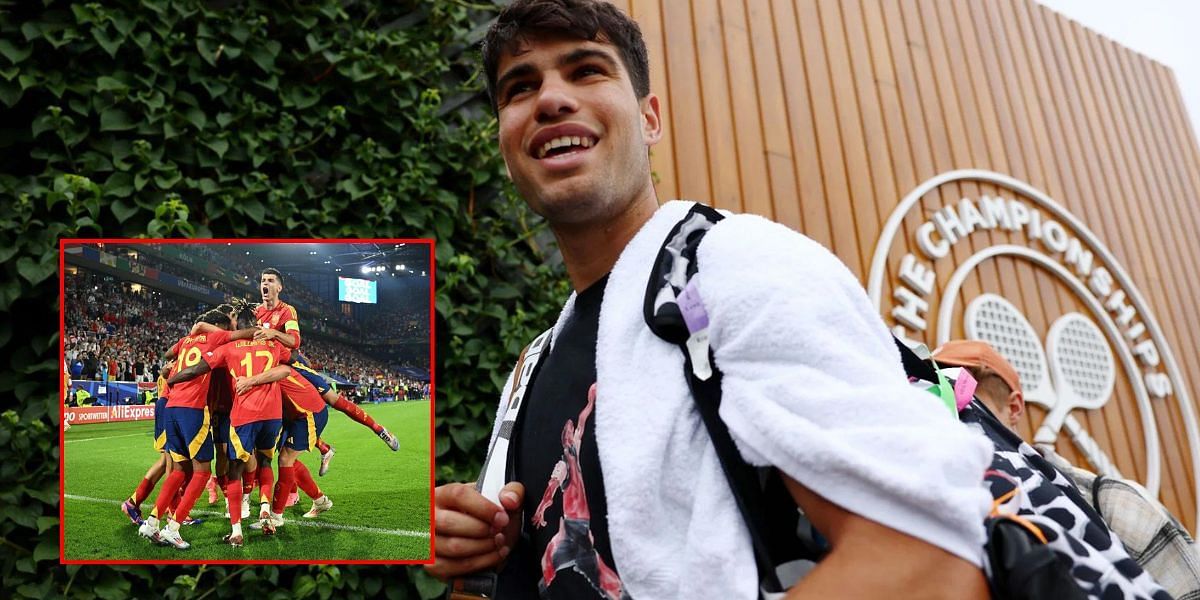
63;401;431;561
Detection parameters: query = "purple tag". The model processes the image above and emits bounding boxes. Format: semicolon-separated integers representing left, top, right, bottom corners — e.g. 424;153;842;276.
677;280;710;333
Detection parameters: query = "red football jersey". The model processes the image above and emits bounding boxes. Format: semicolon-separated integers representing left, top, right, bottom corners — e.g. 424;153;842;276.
254;301;301;349
278;367;327;415
205;339;292;426
166;329;232;409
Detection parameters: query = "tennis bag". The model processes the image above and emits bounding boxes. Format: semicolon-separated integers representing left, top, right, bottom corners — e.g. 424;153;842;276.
643;203;1168;599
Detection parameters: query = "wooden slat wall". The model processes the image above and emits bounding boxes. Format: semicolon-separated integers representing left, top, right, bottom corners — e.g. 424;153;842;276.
611;0;1200;530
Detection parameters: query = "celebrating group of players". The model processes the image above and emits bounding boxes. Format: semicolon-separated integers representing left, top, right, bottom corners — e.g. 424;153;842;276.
114;268;400;549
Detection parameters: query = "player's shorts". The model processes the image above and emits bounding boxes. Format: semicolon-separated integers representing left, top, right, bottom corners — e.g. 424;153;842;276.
228;419;283;462
153;396;168;452
279;406;329;452
212;411;231;446
290;362;335;396
164;406;214;463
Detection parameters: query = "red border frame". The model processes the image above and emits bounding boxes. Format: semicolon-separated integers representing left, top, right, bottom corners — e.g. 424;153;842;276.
59;238;437;566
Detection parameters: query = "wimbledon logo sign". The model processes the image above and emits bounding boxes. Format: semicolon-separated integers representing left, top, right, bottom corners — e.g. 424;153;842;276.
867;169;1199;528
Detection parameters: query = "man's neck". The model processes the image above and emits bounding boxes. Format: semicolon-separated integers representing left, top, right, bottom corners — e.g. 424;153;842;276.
265;298;280;310
550;187;659;292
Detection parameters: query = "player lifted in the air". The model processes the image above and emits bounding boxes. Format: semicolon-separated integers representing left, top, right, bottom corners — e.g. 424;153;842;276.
252;267;399;461
169;335;293;547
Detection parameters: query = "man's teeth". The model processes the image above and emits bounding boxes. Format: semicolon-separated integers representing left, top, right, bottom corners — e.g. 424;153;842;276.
537;135;595;159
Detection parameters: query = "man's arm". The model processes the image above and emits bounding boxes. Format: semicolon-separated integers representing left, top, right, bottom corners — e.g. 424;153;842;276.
190;321;219;336
781;474;988;599
234;364;291;396
229;327;259;341
167;359;212;386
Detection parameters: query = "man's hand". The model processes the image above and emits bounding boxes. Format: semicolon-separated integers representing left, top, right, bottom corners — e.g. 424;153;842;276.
252;327;276;342
234;376;252;396
425;481;524;581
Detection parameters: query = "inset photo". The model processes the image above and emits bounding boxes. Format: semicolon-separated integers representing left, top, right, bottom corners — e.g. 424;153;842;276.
60;240;433;563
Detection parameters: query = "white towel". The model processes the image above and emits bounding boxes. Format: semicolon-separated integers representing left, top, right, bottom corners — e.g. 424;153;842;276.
494;200;994;599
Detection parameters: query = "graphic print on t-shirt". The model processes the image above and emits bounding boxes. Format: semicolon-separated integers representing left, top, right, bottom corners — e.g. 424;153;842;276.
531;383;626;600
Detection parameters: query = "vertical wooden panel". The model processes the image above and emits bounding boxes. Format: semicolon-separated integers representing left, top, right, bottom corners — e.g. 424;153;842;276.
630;0;677;201
623;0;1200;529
658;1;710;204
719;0;774;219
797;0;862;268
770;0;827;243
692;0;743;212
745;0;803;230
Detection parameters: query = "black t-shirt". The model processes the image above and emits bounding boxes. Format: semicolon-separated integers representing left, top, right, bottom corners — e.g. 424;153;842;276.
496;275;627;599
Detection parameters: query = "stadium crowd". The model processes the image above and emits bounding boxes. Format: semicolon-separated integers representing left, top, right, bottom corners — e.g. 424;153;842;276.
65;270;198;384
65;267;425;401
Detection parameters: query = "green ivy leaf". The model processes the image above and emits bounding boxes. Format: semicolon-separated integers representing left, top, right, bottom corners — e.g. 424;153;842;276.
109;198;138;222
32;540;57;563
99;107;136;131
16;256;55;284
183;106;207;129
0;39;32;63
0;80;22;106
203;137;229;158
96;75;128;92
91;28;122;57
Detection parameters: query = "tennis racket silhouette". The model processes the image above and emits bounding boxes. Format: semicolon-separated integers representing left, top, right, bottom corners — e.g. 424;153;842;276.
965;294;1120;476
1039;313;1115;445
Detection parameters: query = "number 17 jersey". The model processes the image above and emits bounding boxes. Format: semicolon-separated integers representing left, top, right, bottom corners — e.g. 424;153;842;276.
204;339;292;426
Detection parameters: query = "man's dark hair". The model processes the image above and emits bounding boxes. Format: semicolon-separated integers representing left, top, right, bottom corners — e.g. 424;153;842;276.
482;0;650;111
261;267;283;286
197;308;231;329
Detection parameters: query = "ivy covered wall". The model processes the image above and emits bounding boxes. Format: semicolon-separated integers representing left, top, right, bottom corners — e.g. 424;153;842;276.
0;1;568;597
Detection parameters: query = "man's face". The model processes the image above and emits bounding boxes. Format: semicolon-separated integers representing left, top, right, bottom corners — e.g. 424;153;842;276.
495;36;661;226
261;274;281;303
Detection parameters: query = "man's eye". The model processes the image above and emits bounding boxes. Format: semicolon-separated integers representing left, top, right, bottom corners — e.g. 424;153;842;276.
506;82;535;99
576;66;603;78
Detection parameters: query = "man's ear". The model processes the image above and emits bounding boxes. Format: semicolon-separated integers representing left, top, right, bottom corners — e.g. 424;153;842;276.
641;93;663;147
1007;390;1025;429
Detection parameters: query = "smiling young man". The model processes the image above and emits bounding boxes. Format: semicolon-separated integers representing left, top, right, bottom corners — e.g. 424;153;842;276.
429;1;996;598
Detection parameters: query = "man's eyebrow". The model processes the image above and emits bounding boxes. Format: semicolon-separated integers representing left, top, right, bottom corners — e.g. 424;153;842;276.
495;47;621;95
558;47;620;72
496;62;537;96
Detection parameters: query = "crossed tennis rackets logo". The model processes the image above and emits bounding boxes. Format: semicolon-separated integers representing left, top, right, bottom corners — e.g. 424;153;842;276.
965;293;1121;478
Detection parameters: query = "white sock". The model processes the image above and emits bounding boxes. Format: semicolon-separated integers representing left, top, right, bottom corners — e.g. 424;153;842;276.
231;523;242;537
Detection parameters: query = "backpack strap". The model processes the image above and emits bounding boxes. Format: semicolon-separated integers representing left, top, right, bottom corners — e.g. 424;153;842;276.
643;203;810;595
452;328;555;600
476;327;553;503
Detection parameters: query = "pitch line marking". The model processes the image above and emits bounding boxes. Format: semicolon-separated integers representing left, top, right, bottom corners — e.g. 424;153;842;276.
64;433;148;443
64;494;430;538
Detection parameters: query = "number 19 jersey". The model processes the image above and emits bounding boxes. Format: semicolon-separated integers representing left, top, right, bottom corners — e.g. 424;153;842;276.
205;339;293;426
166;329;233;409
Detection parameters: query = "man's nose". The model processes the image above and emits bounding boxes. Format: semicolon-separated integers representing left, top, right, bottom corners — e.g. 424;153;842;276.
535;74;580;121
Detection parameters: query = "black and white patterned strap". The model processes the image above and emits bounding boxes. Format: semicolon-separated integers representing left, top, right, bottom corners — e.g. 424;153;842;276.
476;327;553;502
643;203;726;381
